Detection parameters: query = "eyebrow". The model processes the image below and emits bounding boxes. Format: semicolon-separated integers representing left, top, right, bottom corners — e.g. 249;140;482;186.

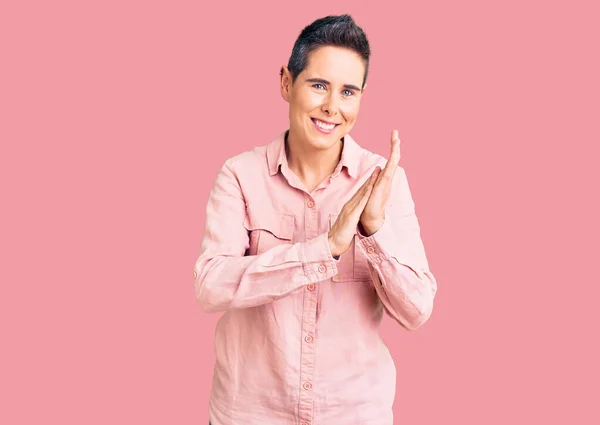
305;78;362;92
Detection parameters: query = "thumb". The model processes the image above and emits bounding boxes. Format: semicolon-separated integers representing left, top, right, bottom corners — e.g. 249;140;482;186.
358;167;380;207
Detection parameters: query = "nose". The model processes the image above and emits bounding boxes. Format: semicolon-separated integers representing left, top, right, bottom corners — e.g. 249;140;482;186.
321;93;339;117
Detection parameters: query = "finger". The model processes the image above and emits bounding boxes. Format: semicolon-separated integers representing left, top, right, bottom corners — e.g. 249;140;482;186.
347;166;380;204
358;167;380;198
356;168;378;194
362;167;380;190
357;171;378;210
391;130;401;164
389;130;401;166
358;167;380;202
384;130;398;166
380;130;401;179
345;167;380;216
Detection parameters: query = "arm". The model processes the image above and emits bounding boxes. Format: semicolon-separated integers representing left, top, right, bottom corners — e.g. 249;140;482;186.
193;159;338;313
357;167;438;330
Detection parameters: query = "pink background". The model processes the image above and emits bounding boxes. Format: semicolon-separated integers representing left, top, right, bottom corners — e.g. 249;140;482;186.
2;0;599;423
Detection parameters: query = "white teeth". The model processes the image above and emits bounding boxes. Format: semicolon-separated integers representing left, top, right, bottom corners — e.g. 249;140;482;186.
314;119;336;130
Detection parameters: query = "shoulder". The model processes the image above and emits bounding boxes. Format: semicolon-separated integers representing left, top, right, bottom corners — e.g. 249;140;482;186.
355;145;408;182
222;144;267;170
213;142;271;183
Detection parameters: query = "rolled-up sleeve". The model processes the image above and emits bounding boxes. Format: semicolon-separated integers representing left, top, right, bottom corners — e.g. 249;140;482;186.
356;166;438;330
193;159;338;313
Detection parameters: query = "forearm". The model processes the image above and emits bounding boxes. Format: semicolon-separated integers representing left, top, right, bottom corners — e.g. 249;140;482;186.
357;216;438;330
194;232;338;312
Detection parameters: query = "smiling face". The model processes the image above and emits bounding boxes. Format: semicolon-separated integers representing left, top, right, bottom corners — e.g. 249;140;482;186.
280;45;367;151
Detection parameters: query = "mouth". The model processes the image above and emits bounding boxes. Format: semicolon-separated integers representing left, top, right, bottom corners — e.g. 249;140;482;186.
311;118;340;134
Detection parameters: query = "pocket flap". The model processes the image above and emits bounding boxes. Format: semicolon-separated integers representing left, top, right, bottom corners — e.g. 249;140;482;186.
244;209;295;241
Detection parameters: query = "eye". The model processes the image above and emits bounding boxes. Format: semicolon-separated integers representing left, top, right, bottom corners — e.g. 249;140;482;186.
312;83;325;90
342;89;354;97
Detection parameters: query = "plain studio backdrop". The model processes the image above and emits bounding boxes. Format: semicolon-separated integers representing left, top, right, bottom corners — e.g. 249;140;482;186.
1;1;598;424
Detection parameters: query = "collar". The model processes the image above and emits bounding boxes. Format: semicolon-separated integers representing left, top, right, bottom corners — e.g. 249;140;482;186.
266;129;361;178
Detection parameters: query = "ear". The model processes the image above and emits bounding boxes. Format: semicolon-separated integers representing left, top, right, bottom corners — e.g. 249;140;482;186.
279;65;292;103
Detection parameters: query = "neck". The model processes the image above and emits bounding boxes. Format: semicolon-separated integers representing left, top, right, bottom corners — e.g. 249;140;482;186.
285;129;343;189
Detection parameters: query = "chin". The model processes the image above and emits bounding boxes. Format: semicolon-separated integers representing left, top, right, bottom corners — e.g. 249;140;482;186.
309;127;343;146
309;133;338;150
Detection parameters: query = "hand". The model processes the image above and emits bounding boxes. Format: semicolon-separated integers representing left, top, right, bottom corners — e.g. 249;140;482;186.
360;130;402;236
328;167;382;257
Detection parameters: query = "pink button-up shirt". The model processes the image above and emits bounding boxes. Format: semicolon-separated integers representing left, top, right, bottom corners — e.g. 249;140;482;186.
193;130;437;425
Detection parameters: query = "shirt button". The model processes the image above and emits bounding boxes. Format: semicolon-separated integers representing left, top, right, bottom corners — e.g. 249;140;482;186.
303;382;312;390
305;335;313;343
307;284;316;291
366;246;376;254
318;265;326;273
307;200;315;208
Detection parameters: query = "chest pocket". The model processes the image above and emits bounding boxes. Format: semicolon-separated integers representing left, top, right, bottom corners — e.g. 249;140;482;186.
243;208;295;255
329;213;372;282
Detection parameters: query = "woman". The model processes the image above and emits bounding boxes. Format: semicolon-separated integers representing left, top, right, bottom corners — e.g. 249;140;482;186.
194;14;437;425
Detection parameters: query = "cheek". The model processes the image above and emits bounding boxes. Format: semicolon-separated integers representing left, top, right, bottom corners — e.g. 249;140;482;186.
292;97;315;121
341;102;360;122
304;93;324;111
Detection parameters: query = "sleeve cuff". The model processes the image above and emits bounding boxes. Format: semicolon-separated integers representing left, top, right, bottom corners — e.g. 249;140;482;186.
300;232;339;283
356;218;423;274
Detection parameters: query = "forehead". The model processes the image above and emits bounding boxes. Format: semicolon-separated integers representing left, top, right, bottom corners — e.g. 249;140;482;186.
303;45;365;85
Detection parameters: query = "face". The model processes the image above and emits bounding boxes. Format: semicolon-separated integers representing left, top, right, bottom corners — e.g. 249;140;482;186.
280;45;367;150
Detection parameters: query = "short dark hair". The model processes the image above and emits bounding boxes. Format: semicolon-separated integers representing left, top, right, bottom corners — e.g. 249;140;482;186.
284;14;370;88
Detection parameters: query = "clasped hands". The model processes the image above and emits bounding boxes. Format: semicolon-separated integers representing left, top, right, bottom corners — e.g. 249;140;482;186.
328;130;402;258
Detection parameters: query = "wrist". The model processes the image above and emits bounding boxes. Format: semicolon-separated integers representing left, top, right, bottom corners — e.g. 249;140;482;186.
327;233;340;258
360;218;384;237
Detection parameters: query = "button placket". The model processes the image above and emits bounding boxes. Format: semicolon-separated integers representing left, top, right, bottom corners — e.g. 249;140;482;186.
299;193;318;424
